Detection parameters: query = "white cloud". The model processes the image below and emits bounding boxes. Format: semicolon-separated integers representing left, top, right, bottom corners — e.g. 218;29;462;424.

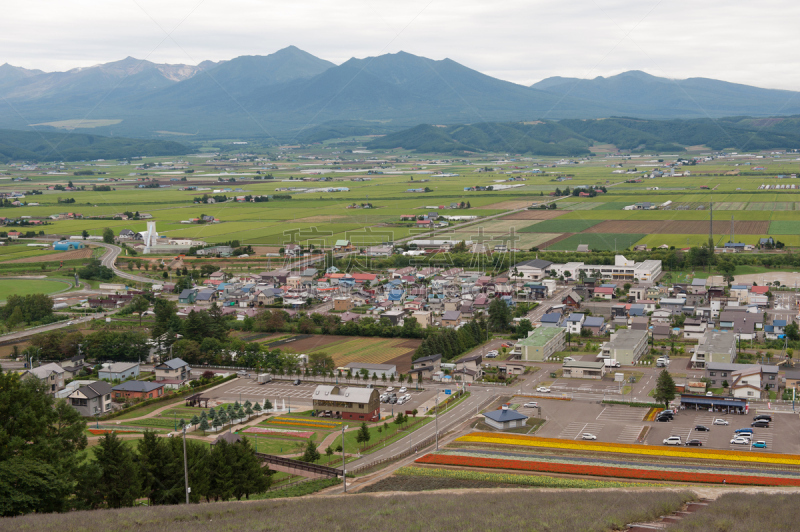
3;0;800;89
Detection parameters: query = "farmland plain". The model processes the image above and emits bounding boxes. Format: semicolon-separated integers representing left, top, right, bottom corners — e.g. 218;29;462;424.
3;147;800;256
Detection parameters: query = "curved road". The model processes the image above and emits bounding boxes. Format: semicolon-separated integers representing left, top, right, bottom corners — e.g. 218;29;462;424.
91;242;155;284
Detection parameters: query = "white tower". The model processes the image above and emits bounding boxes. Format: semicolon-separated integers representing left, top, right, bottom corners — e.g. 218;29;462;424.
143;221;158;253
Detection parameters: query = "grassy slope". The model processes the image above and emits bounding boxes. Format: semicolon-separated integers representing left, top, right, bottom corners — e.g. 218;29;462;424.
4;489;695;532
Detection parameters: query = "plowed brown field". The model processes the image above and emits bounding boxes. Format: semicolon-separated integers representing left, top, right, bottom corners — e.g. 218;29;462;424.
4;248;92;263
582;220;770;235
502;210;564;221
482;200;538;210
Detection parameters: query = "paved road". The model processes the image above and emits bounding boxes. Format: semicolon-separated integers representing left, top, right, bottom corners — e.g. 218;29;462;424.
91;242;155;284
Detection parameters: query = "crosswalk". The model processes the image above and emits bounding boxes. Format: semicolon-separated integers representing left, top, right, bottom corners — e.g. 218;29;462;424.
556;421;605;440
597;407;647;422
617;425;643;443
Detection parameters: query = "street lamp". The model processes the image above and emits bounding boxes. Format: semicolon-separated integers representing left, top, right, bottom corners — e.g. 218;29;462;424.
341;424;349;493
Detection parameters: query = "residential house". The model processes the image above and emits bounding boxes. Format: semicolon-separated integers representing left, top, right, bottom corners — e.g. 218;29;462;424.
652;324;673;341
334;297;354;312
441;310;462;328
68;381;113;416
765;319;788;341
730;367;765;399
112;381;165;400
284;244;302;257
538;312;563;328
154;358;190;381
719;311;763;341
630;316;649;331
412;310;433;328
594;287;614;300
345;362;397;379
408;353;442;380
178;289;196;305
562;291;582;309
582;316;607;336
705;363;778;389
334;240;352;251
23;363;66;394
784;369;800;393
659;297;686;315
195;290;218;305
565;313;585;335
98;362;140;381
683;318;708;340
61;354;87;378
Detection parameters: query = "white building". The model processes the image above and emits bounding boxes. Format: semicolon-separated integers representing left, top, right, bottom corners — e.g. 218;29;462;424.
549;256;661;282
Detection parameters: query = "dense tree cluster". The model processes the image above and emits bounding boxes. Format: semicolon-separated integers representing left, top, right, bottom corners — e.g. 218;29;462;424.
77;259;114;281
1;293;54;328
413;319;487;361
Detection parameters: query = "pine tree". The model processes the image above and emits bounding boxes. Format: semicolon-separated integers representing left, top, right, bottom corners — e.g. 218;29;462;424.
253;402;262;415
355;422;371;450
264;399;272;411
230;437;270;500
654;369;677;410
199;418;210;434
301;438;321;463
190;414;200;428
94;432;140;508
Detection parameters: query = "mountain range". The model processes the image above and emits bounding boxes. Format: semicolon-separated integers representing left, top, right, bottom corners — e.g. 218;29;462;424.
2;46;800;139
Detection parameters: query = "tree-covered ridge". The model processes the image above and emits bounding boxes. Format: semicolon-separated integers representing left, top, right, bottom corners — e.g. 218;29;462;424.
0;129;187;163
368;117;800;154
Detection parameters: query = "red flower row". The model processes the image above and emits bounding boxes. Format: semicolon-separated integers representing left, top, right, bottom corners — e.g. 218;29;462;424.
415;454;800;487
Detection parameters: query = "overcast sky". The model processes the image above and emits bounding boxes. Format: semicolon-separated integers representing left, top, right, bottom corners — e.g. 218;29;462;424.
4;0;800;89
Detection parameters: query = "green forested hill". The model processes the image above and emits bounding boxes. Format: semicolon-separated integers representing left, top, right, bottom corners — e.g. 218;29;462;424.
0;129;187;162
367;117;800;154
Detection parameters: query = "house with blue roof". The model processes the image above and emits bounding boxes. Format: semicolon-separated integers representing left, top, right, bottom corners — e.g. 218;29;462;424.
583;316;607;335
765;319;788;340
566;313;585;334
628;305;647;317
539;313;563;327
482;406;528;430
178;289;196;305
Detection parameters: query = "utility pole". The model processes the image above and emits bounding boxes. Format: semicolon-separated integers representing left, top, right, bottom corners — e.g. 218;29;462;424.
341;424;348;493
183;425;190;504
435;394;439;450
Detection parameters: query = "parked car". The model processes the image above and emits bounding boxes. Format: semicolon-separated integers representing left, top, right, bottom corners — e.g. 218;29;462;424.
563;357;575;362
655;416;671;422
501;343;514;348
399;387;407;393
663;436;682;445
753;414;773;422
523;402;538;408
730;437;750;445
486;353;498;358
751;420;770;428
752;440;768;449
694;425;709;432
389;397;397;404
734;428;754;434
536;387;551;393
293;379;301;385
385;387;394;392
713;419;729;425
685;439;703;447
581;433;597;440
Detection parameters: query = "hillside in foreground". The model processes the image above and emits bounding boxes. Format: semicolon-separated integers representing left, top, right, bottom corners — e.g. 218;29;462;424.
3;490;692;532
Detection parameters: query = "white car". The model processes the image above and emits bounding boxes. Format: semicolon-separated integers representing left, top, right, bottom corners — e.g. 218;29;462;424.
581;433;597;440
730;437;750;445
663;436;682;445
523;402;538;408
385;387;394;392
486;353;498;358
399;387;407;393
713;419;729;426
536;387;551;393
563;357;575;362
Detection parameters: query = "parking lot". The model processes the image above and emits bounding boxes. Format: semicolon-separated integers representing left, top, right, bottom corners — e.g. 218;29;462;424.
205;377;437;417
526;397;800;454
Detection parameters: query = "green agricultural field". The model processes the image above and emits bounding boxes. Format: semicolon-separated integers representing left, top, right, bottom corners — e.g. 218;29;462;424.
545;233;645;251
519;219;602;233
0;279;69;300
768;221;800;234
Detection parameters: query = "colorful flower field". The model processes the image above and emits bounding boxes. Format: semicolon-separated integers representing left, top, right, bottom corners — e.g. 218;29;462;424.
242;427;314;438
416;451;800;486
643;408;664;421
265;418;339;429
88;429;140;435
457;432;800;466
396;466;661;489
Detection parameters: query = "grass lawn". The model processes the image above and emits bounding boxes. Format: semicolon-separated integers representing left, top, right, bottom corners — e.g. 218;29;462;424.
343;415;434;455
0;278;69;300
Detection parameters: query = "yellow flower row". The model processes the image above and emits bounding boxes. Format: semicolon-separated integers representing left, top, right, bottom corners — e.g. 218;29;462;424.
457;432;800;466
273;417;338;426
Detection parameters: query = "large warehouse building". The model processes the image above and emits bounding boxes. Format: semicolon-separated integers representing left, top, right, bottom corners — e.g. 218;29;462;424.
311;385;380;422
